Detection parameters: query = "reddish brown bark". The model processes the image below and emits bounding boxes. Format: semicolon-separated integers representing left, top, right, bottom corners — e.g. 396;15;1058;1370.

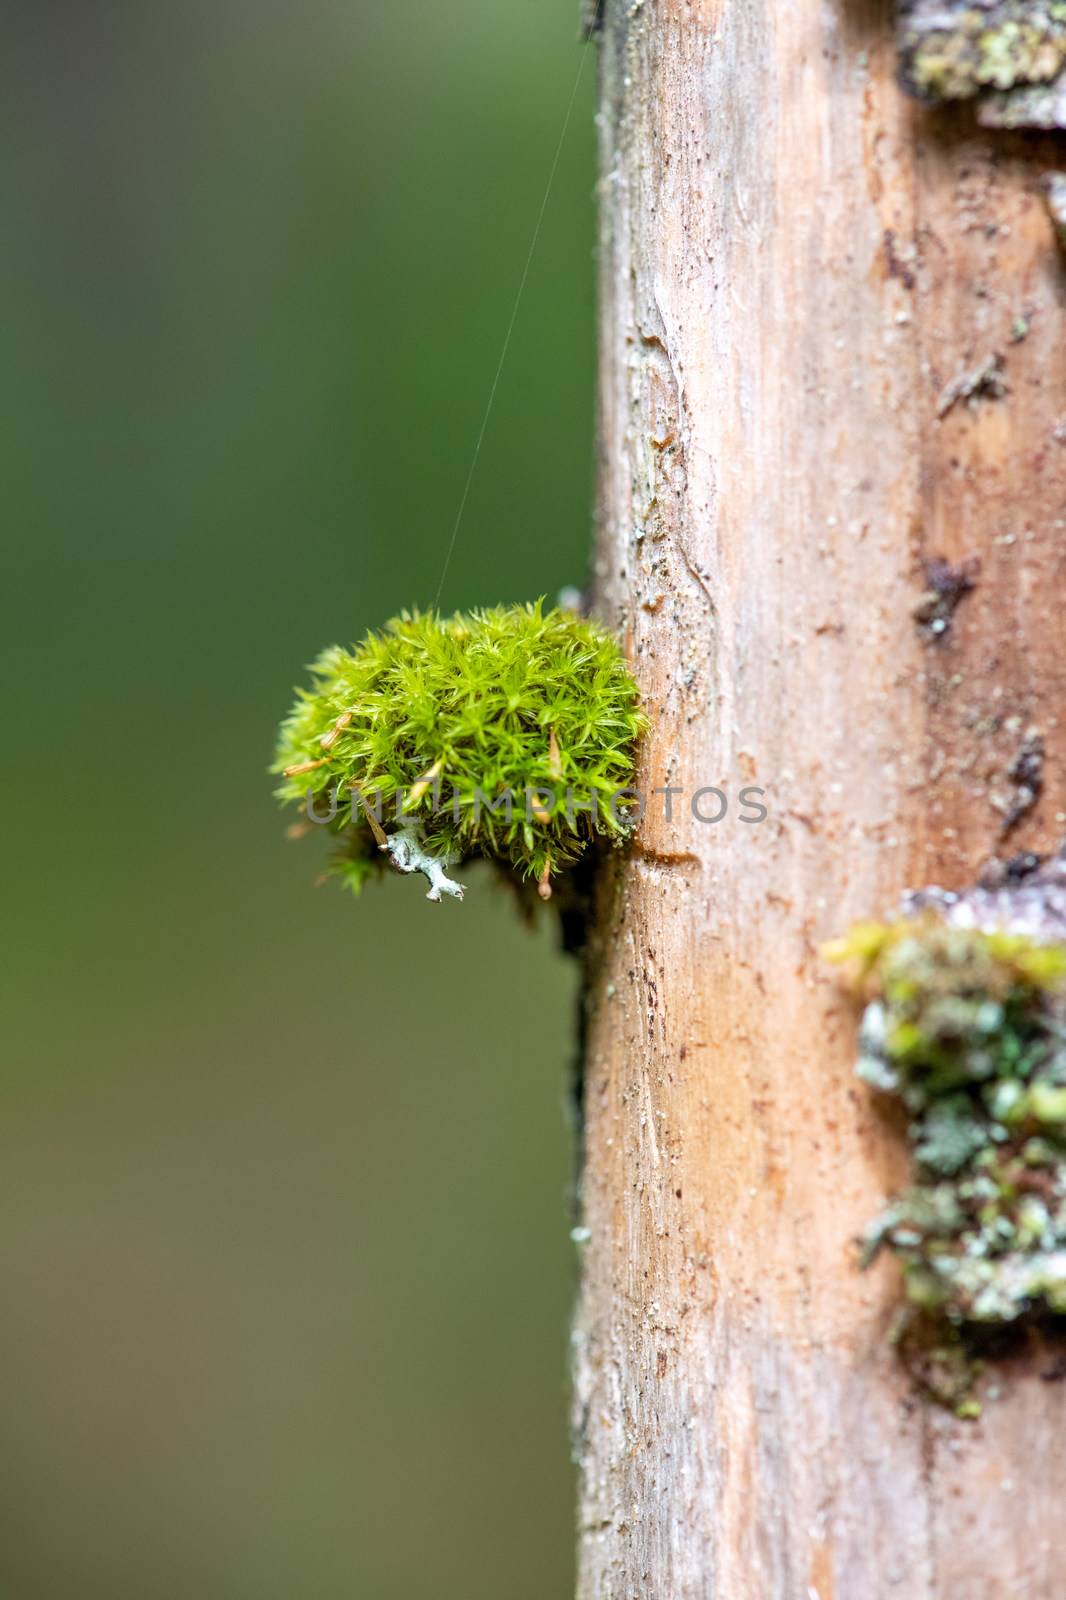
574;3;1066;1595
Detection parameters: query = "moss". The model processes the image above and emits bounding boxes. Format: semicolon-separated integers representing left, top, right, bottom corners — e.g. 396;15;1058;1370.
828;918;1066;1346
272;602;646;902
899;2;1066;101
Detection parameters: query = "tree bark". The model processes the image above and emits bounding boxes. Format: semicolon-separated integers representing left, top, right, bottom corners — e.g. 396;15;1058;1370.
575;3;1066;1596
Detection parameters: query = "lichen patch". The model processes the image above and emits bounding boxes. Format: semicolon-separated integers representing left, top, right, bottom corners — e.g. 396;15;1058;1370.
828;876;1066;1405
899;2;1066;102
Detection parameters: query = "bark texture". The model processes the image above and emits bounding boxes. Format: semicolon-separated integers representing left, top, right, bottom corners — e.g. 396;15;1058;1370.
574;2;1066;1596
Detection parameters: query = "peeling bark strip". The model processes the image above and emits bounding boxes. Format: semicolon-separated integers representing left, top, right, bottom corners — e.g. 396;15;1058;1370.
575;2;1066;1597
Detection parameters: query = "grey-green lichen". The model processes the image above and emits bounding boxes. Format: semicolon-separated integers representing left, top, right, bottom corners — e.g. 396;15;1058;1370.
828;912;1066;1369
980;71;1066;123
899;2;1066;101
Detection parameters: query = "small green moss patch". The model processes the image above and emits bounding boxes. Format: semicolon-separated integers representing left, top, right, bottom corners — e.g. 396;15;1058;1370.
272;602;646;902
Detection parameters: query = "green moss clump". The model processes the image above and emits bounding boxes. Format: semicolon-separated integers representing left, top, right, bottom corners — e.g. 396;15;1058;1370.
272;602;646;900
899;2;1066;101
828;918;1066;1337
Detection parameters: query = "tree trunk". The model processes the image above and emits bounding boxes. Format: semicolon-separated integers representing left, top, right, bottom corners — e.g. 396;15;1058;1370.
574;3;1066;1596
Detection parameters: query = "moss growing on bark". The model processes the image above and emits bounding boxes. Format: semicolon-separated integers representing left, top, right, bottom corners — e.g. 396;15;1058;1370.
273;602;645;903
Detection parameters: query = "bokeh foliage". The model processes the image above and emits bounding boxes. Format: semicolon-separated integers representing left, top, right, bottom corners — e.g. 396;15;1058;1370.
1;3;595;1594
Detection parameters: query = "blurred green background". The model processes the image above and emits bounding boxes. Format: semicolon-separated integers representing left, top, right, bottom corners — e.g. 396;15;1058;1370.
1;3;596;1593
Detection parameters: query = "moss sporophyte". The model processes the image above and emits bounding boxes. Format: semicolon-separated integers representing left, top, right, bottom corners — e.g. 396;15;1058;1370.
828;914;1066;1406
272;603;646;905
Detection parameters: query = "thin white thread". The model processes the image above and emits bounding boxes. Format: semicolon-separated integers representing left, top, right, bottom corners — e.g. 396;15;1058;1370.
431;39;592;612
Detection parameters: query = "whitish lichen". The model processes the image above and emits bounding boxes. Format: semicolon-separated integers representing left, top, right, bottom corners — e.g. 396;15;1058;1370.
828;877;1066;1400
980;70;1066;122
385;822;465;902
